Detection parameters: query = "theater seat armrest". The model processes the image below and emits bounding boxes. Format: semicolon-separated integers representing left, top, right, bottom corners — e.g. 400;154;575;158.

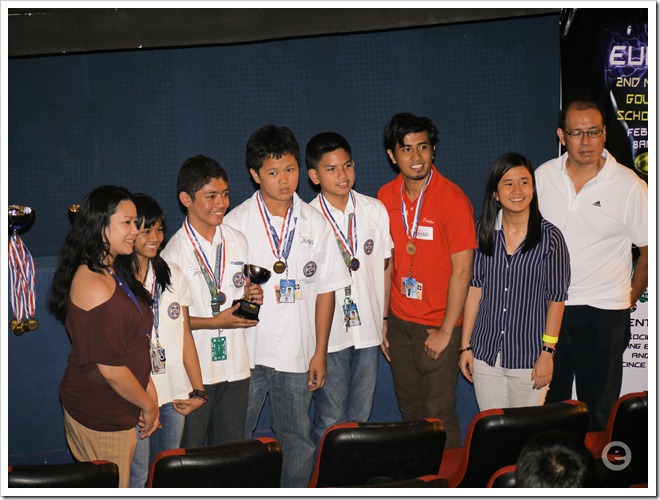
585;430;608;456
438;447;464;487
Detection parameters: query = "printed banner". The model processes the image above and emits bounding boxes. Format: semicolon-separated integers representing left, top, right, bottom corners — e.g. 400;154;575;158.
560;8;648;395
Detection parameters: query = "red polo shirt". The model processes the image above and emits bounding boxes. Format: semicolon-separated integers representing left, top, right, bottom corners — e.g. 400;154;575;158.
377;166;476;326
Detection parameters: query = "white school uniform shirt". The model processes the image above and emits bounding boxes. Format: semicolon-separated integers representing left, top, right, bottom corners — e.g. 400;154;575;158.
224;192;353;373
146;262;195;405
161;222;251;383
535;149;648;309
309;190;393;352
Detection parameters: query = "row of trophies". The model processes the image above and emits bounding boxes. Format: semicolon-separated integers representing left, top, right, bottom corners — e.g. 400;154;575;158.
7;204;81;336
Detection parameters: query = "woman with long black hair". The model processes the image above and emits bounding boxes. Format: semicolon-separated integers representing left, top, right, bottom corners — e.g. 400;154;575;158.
51;185;159;487
459;153;570;410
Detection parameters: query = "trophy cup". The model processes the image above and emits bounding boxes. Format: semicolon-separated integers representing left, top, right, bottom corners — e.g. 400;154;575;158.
232;264;272;321
8;205;38;335
9;205;35;234
68;203;81;224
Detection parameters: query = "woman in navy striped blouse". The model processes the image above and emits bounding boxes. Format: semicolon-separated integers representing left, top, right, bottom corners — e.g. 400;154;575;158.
458;153;570;410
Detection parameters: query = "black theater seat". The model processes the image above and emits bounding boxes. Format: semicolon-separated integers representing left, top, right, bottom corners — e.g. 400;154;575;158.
148;437;282;488
308;418;446;487
8;460;119;488
439;400;589;487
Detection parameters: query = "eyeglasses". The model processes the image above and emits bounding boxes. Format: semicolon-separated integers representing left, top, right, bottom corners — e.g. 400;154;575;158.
563;129;604;141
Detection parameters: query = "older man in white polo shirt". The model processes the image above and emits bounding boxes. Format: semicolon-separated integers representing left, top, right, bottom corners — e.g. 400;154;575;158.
535;99;648;431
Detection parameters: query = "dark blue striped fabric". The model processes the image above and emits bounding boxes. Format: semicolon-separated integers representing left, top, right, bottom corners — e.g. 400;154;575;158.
470;218;571;369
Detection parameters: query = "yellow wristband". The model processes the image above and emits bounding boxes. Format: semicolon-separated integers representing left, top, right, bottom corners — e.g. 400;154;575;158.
542;333;558;344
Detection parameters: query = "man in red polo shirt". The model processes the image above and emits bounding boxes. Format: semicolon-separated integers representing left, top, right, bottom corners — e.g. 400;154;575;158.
377;113;476;448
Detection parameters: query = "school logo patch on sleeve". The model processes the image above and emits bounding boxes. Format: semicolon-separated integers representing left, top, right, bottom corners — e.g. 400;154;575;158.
363;239;374;255
303;261;317;277
233;271;246;288
168;302;181;319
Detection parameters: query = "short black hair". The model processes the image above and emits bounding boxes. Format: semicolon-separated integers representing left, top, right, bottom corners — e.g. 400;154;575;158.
246;125;300;172
176;155;228;201
384;112;438;152
305;132;352;170
515;430;595;488
558;100;606;130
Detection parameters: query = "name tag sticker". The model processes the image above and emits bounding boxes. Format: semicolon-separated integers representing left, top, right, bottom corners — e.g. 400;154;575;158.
416;226;434;241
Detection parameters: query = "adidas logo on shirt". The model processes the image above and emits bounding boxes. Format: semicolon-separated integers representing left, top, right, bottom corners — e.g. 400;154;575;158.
592;201;601;207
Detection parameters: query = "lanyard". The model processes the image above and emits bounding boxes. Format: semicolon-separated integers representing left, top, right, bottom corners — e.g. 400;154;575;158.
256;192;297;263
184;217;225;305
105;265;144;318
147;264;160;340
319;191;357;261
401;168;433;241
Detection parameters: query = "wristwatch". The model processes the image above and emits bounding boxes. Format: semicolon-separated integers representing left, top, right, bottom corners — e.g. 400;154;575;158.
541;345;556;356
189;389;209;404
630;304;637;313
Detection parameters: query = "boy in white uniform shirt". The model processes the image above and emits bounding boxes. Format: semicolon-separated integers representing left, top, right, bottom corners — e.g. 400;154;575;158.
224;125;352;488
161;155;263;447
305;132;393;447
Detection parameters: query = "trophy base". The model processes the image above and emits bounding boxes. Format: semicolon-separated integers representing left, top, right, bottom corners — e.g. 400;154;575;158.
231;299;260;321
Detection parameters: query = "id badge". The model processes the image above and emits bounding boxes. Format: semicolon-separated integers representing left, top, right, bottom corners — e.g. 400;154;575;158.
151;345;166;374
342;299;361;328
211;336;227;361
402;276;423;300
279;279;296;303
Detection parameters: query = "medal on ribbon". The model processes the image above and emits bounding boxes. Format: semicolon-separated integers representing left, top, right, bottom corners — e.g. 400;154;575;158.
256;192;297;274
319;192;360;272
401;170;433;257
184;218;227;315
8;205;37;336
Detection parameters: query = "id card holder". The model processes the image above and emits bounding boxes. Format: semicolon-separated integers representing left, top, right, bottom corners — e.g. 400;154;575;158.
279;279;296;303
211;336;227;361
342;299;352;331
401;276;417;299
151;345;166;374
348;302;361;327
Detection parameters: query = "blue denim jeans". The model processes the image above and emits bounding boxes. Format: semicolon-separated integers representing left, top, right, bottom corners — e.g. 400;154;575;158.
244;365;314;488
180;378;249;448
311;345;379;446
129;402;184;488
